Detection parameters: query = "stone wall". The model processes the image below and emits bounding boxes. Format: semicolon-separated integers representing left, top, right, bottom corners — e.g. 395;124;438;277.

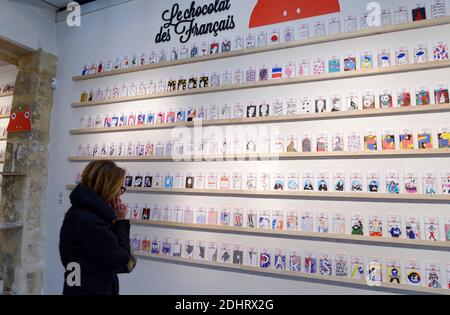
0;49;57;295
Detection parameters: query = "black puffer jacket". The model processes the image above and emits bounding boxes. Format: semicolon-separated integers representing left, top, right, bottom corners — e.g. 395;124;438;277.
59;184;133;295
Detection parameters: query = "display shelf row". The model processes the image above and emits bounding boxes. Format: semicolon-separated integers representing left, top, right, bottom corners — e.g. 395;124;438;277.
66;185;450;203
72;16;450;82
127;199;448;247
132;220;450;251
69;149;450;162
73;122;450;161
70;103;450;135
71;60;450;108
135;253;449;296
116;168;448;196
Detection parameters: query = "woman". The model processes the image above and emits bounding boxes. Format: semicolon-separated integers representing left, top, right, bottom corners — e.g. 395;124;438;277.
59;160;136;295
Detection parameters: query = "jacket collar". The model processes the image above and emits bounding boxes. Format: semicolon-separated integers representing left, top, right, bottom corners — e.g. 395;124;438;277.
70;184;117;222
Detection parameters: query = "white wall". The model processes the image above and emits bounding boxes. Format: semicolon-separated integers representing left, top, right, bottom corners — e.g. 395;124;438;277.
0;0;57;55
45;0;450;294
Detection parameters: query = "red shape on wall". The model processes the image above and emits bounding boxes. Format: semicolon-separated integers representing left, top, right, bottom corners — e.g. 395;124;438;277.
249;0;341;28
7;107;32;133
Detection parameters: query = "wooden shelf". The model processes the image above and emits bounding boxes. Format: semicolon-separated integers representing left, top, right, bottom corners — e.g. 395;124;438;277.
0;92;13;98
0;223;22;231
132;219;450;251
0;172;26;177
72;60;450;108
65;184;450;203
72;16;450;82
68;149;450;163
136;253;450;295
70;103;450;135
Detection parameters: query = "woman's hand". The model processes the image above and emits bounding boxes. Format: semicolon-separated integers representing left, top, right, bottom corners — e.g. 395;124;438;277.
110;197;128;221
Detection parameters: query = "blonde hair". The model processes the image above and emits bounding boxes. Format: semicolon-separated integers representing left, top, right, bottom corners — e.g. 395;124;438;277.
81;160;125;203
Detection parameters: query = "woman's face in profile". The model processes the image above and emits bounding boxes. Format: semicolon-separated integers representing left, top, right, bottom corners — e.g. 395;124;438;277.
113;177;126;200
111;188;121;201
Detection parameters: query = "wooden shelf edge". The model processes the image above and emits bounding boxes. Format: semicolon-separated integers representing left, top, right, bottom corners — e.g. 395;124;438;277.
0;92;14;98
135;253;450;295
131;219;450;251
71;60;450;108
70;104;450;135
0;173;26;177
72;16;450;82
67;149;450;162
65;184;450;203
